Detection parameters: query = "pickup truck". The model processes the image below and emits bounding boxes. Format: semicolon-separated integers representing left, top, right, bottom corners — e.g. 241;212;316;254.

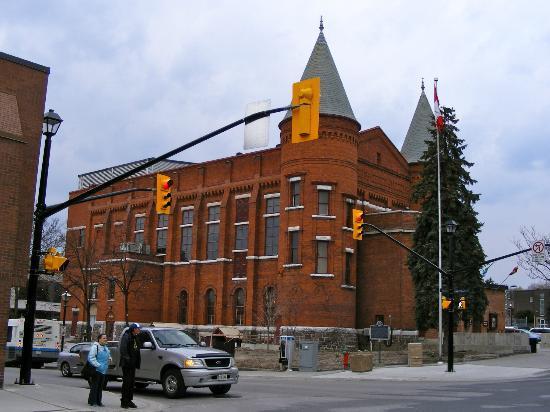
82;326;239;398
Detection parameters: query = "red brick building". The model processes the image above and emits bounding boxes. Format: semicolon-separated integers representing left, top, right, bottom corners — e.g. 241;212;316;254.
0;52;49;387
64;26;437;338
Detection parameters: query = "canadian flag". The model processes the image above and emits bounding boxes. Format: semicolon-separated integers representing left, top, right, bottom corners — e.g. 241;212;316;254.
434;80;444;133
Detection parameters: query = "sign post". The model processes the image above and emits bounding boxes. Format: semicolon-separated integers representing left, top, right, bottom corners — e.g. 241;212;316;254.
369;322;391;364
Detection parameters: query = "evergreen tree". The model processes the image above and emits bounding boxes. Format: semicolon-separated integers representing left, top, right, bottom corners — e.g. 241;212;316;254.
408;106;487;331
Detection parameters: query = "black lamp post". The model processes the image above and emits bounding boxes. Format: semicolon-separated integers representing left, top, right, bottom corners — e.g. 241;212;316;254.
60;291;71;352
18;109;63;385
445;219;457;373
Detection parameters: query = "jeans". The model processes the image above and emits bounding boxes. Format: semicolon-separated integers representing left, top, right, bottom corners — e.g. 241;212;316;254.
121;367;136;404
88;370;106;405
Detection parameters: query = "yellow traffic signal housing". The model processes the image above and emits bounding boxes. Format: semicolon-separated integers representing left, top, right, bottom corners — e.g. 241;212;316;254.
442;296;451;310
458;297;466;310
291;77;320;143
352;209;364;240
43;247;69;273
156;173;173;214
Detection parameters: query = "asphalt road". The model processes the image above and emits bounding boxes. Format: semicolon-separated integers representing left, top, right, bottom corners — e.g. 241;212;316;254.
5;364;550;411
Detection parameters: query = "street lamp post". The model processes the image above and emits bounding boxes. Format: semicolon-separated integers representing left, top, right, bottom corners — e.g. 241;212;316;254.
445;219;457;373
60;291;71;352
18;109;62;385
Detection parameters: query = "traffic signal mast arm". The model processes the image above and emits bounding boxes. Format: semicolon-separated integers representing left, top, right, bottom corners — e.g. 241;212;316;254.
42;104;300;220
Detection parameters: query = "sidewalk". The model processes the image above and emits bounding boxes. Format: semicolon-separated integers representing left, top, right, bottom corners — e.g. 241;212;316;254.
0;380;165;412
2;349;549;410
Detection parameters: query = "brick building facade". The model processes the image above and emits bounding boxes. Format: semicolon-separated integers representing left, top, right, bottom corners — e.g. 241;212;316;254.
0;52;49;387
63;26;442;337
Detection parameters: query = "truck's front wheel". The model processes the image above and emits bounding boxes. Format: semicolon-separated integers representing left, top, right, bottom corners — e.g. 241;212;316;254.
209;384;231;395
162;368;186;398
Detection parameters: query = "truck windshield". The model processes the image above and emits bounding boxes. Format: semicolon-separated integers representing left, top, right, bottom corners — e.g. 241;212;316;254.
152;329;198;348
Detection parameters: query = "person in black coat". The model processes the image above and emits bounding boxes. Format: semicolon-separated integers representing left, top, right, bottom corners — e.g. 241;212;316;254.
119;323;141;409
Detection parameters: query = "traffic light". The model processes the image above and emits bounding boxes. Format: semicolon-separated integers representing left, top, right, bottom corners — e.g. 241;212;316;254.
458;297;466;310
291;77;320;144
352;209;365;240
442;296;451;310
43;247;69;273
156;173;173;214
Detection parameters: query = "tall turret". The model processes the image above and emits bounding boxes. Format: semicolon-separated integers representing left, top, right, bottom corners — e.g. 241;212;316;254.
278;20;361;328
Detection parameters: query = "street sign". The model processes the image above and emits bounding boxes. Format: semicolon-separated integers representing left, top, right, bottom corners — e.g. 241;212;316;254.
532;240;546;264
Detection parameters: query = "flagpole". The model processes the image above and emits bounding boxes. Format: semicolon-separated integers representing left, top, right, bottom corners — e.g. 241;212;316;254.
435;78;443;362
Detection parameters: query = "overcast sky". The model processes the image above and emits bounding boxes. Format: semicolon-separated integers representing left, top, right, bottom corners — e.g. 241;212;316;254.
2;1;549;288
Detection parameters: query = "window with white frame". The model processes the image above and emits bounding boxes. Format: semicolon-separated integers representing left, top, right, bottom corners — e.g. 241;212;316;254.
78;228;86;248
180;208;193;261
107;278;116;300
206;289;216;324
206;205;220;260
316;240;329;273
156;215;169;254
344;251;352;285
318;188;330;215
234;288;245;326
345;200;354;228
264;195;280;256
235;223;248;250
88;283;98;300
134;216;145;245
289;177;301;207
288;230;300;264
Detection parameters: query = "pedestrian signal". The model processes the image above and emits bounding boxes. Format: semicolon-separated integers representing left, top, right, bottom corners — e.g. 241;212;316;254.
458;297;466;310
43;247;69;273
156;173;173;214
352;209;365;240
442;296;451;310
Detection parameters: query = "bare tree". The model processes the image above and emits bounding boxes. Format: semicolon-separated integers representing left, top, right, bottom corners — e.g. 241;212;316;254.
63;229;102;341
260;285;279;349
98;248;155;326
515;226;550;282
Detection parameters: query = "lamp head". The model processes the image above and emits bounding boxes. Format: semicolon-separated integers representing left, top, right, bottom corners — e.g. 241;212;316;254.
42;109;63;136
445;219;458;234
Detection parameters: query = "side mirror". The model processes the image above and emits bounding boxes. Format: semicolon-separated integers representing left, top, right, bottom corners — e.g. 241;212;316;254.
142;342;153;349
199;341;206;347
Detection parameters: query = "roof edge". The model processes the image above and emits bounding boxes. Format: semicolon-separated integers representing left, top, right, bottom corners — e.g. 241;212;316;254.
0;51;50;74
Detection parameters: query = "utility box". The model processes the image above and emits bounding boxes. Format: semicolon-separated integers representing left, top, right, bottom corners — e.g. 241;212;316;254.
408;343;423;367
299;340;319;372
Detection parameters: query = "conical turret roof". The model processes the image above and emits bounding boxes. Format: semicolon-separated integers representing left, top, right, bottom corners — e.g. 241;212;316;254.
401;81;434;163
284;20;357;123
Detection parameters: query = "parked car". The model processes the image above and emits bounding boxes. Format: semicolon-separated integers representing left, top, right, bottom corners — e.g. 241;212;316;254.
57;342;92;377
505;326;541;352
529;327;550;338
80;327;239;398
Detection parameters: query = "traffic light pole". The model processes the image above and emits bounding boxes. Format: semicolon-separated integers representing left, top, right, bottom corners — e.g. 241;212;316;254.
447;234;455;372
18;131;53;385
18;104;296;385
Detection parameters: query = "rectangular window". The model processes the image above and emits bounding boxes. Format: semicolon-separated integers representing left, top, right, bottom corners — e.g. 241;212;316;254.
235;224;248;250
266;196;280;214
78;228;86;247
318;190;330;215
235;197;249;222
88;283;98;300
316;241;328;273
289;231;299;264
156;215;169;254
134;216;145;245
208;205;220;221
290;180;301;207
182;209;194;225
265;216;279;256
345;201;353;228
108;278;116;300
207;223;219;260
180;226;192;261
344;252;352;285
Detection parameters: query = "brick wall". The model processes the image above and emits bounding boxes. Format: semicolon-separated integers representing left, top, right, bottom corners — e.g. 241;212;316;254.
0;53;49;387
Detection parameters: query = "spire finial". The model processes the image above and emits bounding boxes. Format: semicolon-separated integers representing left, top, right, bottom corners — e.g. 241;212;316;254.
319;16;324;32
421;77;425;92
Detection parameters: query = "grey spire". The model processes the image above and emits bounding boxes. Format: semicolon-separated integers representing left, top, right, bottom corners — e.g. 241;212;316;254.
284;22;357;123
401;82;434;163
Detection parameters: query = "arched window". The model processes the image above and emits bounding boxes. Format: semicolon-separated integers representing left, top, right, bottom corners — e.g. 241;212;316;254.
206;289;216;325
234;288;245;326
178;290;188;324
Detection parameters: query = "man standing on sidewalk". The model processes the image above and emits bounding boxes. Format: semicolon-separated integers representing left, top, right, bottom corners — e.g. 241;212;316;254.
120;323;142;409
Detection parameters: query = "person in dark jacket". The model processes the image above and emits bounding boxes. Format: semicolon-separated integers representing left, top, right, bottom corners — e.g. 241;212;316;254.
120;323;141;409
